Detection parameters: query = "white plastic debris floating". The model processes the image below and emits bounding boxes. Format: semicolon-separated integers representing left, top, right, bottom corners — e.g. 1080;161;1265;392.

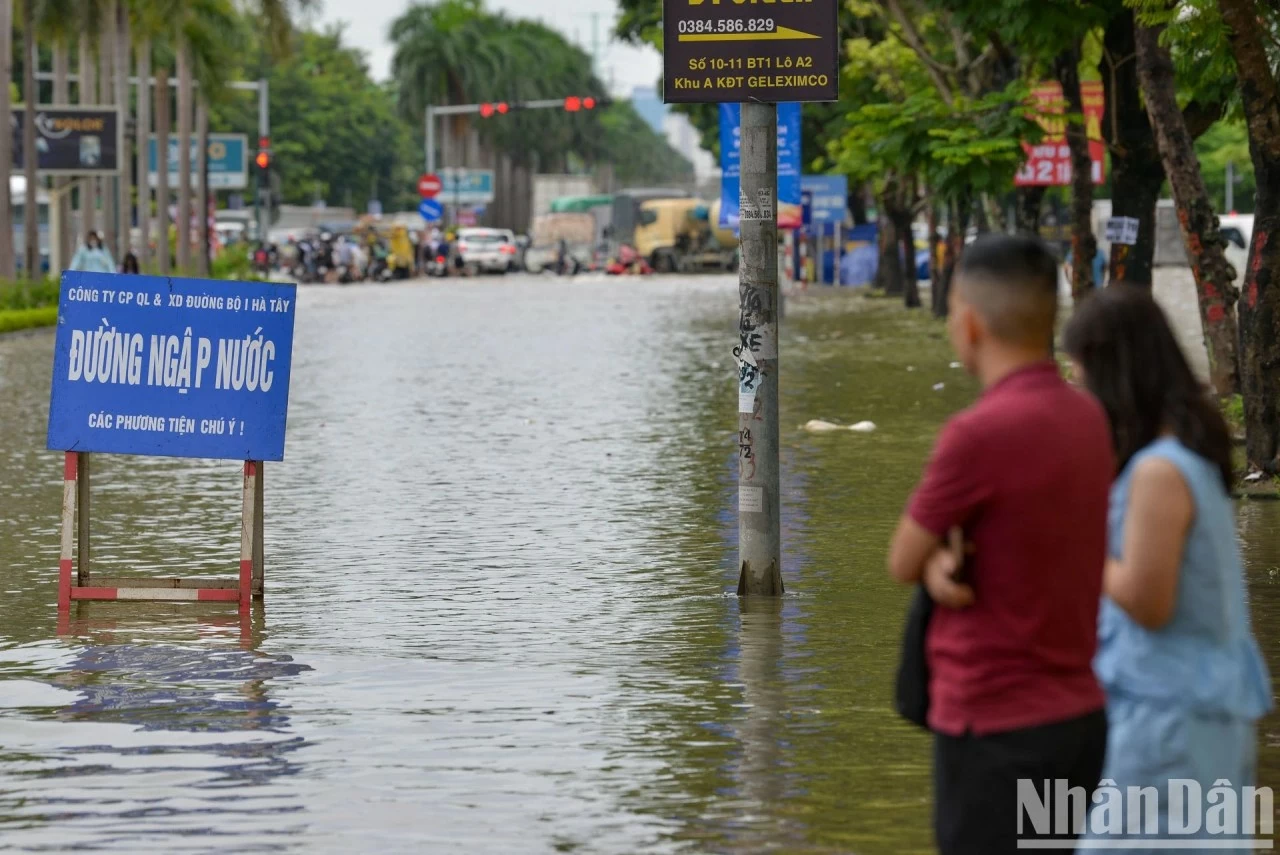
803;420;877;434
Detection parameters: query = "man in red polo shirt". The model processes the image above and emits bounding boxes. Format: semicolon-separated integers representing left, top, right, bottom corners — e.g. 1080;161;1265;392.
889;235;1113;854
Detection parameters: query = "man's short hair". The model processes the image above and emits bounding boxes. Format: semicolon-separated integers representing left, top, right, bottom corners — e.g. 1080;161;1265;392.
955;234;1061;345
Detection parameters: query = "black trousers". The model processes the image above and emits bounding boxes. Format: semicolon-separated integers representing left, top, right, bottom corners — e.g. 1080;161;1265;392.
934;708;1107;855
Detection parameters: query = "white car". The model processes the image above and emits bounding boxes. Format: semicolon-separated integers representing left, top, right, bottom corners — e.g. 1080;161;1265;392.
456;228;518;275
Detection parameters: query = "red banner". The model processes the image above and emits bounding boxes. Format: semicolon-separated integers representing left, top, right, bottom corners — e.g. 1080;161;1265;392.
1015;81;1105;187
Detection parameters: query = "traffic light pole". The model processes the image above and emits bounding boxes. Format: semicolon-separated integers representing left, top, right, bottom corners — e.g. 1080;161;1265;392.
423;97;603;174
254;78;269;246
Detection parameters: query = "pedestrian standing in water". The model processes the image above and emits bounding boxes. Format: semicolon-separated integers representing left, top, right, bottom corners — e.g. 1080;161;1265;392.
1065;288;1271;852
889;235;1113;854
68;231;115;273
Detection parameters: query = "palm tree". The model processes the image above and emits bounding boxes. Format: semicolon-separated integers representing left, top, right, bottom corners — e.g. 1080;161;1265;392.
115;0;131;263
390;0;506;172
78;28;96;237
39;0;78;272
0;0;14;279
196;101;209;274
134;26;152;269
175;38;191;272
154;60;170;271
22;0;39;276
97;0;116;255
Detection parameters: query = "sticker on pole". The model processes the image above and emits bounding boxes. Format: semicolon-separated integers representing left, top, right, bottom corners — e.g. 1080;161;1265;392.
1105;216;1140;246
47;272;297;461
662;0;839;104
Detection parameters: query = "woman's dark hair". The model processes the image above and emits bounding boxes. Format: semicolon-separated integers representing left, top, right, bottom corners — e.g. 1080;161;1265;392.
1063;286;1234;487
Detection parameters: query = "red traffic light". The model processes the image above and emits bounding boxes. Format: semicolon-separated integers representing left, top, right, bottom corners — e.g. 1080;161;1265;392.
480;102;495;118
255;151;270;169
583;97;596;110
496;102;509;114
564;96;581;112
258;135;270;149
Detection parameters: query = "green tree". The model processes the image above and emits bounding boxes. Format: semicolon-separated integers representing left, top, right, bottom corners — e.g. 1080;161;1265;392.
209;25;416;212
1196;122;1255;213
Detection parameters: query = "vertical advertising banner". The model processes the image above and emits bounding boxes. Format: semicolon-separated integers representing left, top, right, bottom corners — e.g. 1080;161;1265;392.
1015;81;1106;187
719;102;802;232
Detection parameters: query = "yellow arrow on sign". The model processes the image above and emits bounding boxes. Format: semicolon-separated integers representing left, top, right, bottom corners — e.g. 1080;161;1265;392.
678;26;819;42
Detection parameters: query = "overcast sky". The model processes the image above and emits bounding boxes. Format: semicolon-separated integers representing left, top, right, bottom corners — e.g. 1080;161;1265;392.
315;0;663;95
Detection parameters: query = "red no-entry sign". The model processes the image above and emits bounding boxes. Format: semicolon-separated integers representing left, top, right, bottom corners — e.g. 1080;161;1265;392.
418;173;442;198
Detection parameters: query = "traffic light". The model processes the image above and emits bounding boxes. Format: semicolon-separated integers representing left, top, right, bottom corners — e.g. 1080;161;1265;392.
564;96;604;112
479;102;510;118
256;136;271;187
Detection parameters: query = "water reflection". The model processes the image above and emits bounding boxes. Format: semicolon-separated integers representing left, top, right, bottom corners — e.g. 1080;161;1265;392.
0;609;312;849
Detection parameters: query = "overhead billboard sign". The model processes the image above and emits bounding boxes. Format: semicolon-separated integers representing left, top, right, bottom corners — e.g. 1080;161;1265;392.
1015;81;1106;187
719;103;802;231
11;105;124;175
440;169;495;205
47;272;298;462
147;133;248;190
661;0;839;103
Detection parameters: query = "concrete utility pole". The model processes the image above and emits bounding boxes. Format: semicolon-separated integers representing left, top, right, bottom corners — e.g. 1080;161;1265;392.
736;101;783;596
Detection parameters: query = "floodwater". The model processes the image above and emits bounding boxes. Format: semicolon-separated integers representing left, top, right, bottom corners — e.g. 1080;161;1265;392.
0;275;1277;854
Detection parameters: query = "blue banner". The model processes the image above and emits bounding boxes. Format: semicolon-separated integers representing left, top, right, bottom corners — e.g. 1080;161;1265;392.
719;103;802;232
47;272;297;462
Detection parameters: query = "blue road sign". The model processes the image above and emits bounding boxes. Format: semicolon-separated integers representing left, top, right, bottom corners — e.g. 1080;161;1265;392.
719;103;802;232
801;175;850;224
419;198;444;222
47;272;297;462
440;169;495;205
148;134;248;190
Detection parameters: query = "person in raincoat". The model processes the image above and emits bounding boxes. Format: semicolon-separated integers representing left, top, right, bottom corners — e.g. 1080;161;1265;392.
69;231;116;273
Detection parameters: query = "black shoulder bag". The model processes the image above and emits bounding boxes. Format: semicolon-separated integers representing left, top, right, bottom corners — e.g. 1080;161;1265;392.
893;584;934;729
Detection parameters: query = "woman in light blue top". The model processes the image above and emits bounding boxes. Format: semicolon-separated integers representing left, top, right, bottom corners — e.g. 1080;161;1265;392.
1065;288;1271;852
68;230;116;273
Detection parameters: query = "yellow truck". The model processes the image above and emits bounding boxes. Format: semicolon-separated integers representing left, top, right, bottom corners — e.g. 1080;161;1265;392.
635;198;738;273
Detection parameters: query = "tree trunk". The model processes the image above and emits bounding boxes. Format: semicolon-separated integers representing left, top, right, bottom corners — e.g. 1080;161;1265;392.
935;194;971;318
1101;11;1162;288
1057;43;1098;304
1136;22;1240;396
981;194;1006;233
155;66;171;273
78;34;96;237
897;208;921;308
97;0;116;256
115;2;130;261
927;199;942;306
197;101;210;276
22;0;39;277
52;40;72;273
849;184;869;226
176;42;192;273
1219;0;1280;470
135;37;151;270
0;0;13;279
875;191;904;296
1015;186;1045;234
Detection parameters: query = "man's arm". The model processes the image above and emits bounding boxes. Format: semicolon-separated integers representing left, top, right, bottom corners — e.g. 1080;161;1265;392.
888;419;984;586
888;516;940;584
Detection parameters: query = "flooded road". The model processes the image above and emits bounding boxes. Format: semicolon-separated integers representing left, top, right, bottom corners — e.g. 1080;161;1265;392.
1;275;1277;853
